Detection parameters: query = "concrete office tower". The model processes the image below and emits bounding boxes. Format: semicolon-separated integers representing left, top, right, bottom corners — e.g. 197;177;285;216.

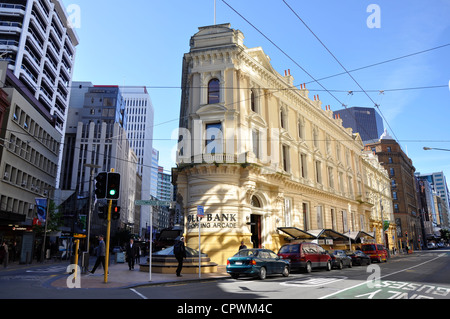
416;172;450;230
333;107;384;144
0;61;61;258
150;148;159;198
62;83;137;234
0;0;79;186
157;166;173;202
121;86;155;236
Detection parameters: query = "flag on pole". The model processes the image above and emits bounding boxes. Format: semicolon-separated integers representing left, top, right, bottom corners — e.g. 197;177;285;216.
35;198;47;223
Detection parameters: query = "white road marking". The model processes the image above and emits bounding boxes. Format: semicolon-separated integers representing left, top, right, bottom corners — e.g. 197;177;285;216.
130;288;148;299
319;253;447;299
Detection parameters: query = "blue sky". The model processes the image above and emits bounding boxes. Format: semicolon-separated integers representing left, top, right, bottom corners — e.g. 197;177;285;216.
62;0;450;180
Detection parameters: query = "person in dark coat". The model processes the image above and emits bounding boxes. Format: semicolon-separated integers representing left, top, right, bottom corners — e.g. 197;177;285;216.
89;235;106;274
125;238;137;270
174;237;186;277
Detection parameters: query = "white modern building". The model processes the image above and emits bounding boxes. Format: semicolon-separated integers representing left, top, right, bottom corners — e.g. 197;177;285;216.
121;86;155;236
0;0;79;187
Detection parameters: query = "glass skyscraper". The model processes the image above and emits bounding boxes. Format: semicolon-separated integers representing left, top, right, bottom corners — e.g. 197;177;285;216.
333;106;384;144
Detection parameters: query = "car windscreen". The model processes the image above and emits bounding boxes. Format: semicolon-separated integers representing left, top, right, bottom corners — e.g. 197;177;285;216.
361;245;376;251
278;245;299;254
234;249;258;257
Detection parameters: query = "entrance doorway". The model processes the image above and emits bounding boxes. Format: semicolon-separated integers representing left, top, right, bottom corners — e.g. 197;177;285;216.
251;214;261;248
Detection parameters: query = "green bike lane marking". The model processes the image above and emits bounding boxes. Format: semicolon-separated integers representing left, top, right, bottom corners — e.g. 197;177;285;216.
320;253;449;299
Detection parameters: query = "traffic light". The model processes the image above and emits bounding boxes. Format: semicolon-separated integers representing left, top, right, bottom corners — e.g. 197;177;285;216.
106;172;120;200
112;205;121;220
94;172;107;199
98;205;107;219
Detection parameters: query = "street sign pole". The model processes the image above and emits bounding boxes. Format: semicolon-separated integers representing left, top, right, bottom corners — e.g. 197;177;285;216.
134;199;173;282
149;205;152;282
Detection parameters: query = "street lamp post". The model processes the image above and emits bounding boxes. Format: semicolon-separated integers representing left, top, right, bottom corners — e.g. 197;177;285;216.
423;147;450;152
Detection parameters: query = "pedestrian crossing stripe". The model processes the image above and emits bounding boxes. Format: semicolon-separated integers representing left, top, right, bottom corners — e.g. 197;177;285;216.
281;276;347;287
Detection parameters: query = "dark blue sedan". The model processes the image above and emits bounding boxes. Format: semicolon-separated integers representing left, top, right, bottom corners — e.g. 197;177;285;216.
226;248;290;280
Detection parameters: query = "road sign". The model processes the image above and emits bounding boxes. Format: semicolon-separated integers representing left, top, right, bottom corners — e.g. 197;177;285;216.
135;200;174;206
197;205;204;218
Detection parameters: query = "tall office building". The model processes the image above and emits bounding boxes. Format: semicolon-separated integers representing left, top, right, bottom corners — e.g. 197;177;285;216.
0;61;62;261
416;171;450;229
333;107;384;144
121;86;155;236
157;166;173;202
61;83;137;236
0;0;79;129
121;86;154;177
0;0;79;186
150;148;159;198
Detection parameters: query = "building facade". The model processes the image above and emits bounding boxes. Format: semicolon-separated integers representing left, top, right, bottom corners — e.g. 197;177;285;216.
0;61;61;261
0;0;79;187
416;172;450;227
365;131;421;251
121;86;155;236
61;83;137;236
173;24;393;265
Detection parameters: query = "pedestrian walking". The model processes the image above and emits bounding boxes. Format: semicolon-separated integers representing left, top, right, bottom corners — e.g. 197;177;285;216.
134;244;141;265
11;241;17;262
174;237;186;277
0;241;8;268
89;235;106;274
125;238;137;270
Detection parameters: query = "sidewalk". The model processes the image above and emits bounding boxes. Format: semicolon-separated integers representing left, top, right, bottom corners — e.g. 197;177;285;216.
3;251;416;290
49;259;230;289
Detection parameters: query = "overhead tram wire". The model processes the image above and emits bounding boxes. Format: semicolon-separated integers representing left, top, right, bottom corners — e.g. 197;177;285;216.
221;0;344;107
220;0;379;144
282;0;399;142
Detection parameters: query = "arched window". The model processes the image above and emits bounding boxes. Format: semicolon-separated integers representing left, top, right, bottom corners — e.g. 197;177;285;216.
251;196;261;208
208;79;220;104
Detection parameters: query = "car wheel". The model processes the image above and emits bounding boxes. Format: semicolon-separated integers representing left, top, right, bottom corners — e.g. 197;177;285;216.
305;261;312;273
231;274;239;279
348;260;353;268
338;261;343;270
326;261;332;271
259;267;267;280
282;265;290;277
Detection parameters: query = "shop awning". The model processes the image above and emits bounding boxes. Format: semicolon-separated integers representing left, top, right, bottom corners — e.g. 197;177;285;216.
277;227;316;240
308;229;350;241
347;230;375;242
277;227;350;241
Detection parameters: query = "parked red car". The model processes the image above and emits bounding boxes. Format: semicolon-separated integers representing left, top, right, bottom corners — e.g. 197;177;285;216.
360;243;388;263
277;242;332;273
